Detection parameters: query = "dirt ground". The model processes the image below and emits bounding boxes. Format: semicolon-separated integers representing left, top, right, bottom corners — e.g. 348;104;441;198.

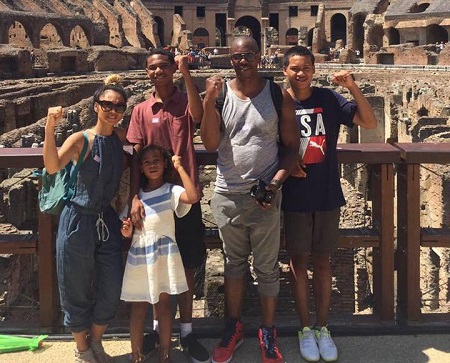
2;334;450;363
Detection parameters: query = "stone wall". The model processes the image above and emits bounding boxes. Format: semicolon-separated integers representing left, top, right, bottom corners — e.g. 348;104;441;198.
46;48;89;73
0;45;33;78
0;82;100;135
367;44;436;66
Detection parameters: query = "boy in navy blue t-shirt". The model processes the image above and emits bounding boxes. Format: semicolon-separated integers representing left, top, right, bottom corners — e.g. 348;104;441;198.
282;46;377;362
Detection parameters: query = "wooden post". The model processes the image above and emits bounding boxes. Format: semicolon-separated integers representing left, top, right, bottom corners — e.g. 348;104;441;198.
38;211;58;330
397;163;421;322
371;163;395;321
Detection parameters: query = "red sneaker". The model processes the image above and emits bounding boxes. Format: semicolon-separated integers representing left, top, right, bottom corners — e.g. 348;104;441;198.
211;319;244;363
258;326;284;363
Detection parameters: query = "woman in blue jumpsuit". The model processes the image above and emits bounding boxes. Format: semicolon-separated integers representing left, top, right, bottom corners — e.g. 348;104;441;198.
43;75;128;363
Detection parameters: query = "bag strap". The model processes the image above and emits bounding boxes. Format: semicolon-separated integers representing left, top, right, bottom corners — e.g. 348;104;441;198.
269;79;283;122
67;132;89;189
215;78;228;115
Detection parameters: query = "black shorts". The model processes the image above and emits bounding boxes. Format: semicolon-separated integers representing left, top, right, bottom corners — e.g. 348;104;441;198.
175;202;206;269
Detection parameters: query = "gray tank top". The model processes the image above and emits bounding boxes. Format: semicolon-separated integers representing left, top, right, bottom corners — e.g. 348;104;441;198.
215;80;279;193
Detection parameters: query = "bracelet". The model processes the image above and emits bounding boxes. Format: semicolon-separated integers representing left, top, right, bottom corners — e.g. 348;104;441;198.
270;178;282;190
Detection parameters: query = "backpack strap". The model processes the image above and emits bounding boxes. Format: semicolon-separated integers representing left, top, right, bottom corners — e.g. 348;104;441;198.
67;131;89;189
268;79;284;144
269;79;283;122
215;79;228;115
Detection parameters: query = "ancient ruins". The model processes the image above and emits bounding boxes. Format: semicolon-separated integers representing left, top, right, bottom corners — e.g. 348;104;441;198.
0;0;450;327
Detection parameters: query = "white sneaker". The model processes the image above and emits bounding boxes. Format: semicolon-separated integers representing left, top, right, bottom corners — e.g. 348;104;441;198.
315;327;338;362
298;327;320;362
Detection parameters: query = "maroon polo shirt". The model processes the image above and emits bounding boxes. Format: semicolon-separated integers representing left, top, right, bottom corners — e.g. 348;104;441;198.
127;87;201;198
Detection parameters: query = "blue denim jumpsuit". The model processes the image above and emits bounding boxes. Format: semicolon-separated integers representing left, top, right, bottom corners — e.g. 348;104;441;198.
56;132;124;332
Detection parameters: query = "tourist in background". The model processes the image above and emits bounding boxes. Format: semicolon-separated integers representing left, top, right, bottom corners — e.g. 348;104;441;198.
127;49;209;363
201;36;299;363
282;45;377;362
43;75;128;363
121;145;199;363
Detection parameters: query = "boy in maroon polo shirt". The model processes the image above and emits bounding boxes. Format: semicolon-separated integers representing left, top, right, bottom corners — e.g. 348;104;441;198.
127;49;209;363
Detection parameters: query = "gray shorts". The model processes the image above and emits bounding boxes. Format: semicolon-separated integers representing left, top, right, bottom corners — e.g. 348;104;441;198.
210;191;282;297
284;208;340;255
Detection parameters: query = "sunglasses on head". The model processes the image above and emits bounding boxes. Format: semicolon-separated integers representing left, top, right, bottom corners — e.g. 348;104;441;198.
230;52;257;62
96;100;127;113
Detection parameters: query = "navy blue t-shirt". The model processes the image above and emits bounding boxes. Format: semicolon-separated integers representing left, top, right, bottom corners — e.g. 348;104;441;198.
281;87;356;212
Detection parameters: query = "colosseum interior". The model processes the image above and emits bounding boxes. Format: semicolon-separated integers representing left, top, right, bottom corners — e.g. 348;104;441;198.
0;0;450;330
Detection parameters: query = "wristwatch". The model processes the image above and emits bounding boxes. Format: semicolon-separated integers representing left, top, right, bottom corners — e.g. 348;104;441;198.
270;178;282;190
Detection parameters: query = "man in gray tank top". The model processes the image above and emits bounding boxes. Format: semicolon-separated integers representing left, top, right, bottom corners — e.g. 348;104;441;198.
201;36;299;363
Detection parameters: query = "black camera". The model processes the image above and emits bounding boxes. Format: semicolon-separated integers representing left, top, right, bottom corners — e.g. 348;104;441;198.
250;180;274;206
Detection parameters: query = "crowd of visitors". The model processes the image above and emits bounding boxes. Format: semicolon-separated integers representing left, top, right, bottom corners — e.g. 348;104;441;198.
43;35;377;363
162;45;212;67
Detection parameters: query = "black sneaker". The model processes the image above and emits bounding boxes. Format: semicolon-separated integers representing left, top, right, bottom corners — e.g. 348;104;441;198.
180;332;210;363
143;330;160;356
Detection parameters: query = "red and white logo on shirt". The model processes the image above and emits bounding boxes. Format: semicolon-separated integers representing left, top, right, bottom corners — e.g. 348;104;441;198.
296;107;326;164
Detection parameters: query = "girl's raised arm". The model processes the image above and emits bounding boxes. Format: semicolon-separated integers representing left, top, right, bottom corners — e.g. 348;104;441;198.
172;155;199;204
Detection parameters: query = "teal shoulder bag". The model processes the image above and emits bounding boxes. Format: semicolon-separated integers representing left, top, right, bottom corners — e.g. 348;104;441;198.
38;132;89;215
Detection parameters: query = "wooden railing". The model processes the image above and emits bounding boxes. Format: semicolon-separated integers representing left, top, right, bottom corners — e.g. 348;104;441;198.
0;143;448;331
196;143;399;323
395;143;450;323
0;148;56;330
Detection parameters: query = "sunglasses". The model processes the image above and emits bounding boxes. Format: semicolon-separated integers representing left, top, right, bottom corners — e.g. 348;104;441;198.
96;100;127;113
230;52;257;62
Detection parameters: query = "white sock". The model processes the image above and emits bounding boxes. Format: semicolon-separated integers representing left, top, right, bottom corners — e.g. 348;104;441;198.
180;322;192;339
153;320;159;333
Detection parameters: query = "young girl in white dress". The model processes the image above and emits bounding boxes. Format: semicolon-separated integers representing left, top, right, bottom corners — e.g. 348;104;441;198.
120;144;199;363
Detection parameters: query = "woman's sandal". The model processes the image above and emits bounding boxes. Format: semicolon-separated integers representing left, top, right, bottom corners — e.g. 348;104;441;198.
130;351;146;363
158;347;171;363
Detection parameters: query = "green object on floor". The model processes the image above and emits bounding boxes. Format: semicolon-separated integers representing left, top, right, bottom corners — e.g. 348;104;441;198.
0;334;48;353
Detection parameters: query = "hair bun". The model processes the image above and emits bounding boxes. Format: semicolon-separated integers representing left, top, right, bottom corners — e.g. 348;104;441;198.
104;74;123;85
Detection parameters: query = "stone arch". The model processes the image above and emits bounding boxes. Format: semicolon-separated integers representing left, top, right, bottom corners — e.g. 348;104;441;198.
409;2;430;13
386;27;400;45
235;16;261;49
40;23;63;49
8;21;33;48
331;13;347;45
352;13;365;54
215;27;224;46
286;28;298;45
368;23;383;51
193;27;209;49
154;16;165;47
426;24;448;44
70;25;90;48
